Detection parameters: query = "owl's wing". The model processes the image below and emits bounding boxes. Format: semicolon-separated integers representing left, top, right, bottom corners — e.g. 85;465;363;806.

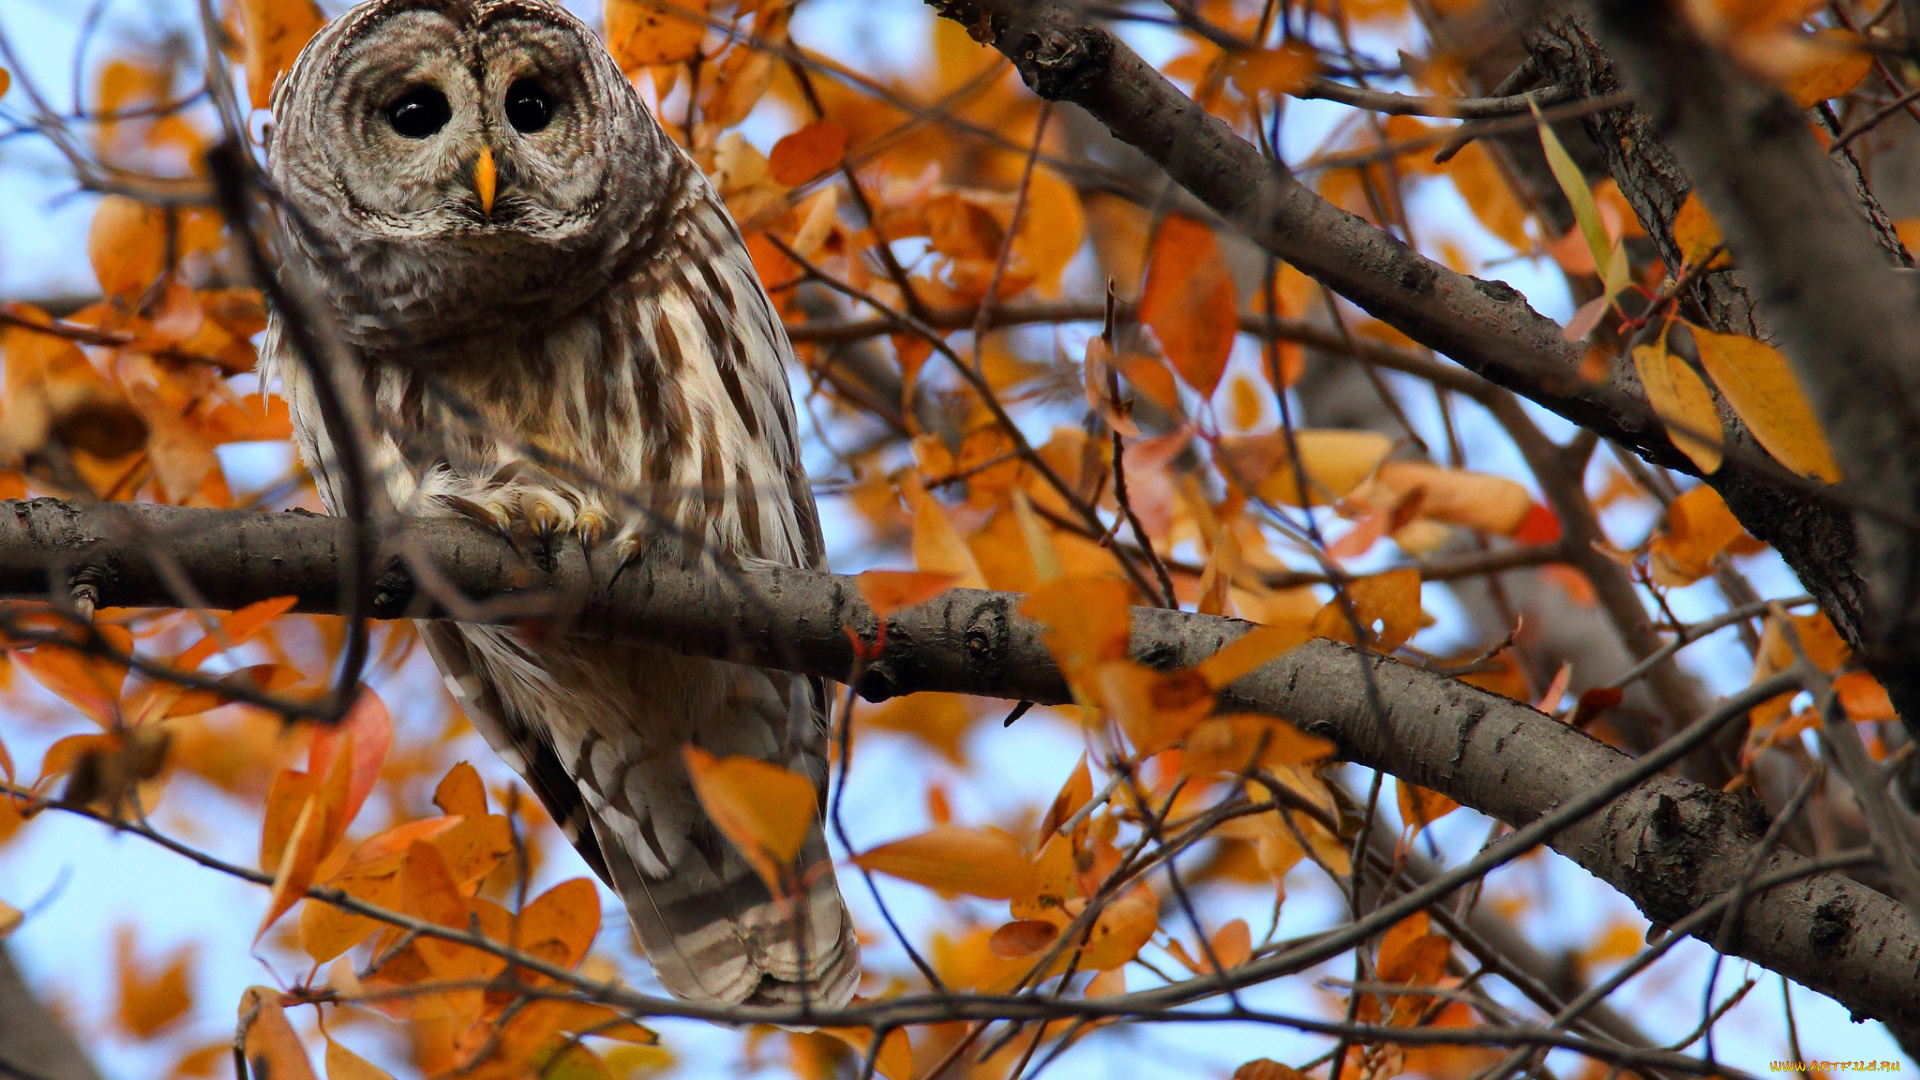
418;623;611;884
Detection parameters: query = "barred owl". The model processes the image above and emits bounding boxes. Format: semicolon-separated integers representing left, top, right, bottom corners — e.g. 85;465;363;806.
260;0;857;1007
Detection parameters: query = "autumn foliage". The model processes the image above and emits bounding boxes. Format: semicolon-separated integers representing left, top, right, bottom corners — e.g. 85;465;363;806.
0;0;1912;1076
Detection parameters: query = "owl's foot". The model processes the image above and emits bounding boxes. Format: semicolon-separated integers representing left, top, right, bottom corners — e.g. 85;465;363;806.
441;487;615;561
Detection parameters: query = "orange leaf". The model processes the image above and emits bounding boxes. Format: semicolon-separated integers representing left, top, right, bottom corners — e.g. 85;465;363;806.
988;919;1060;958
1012;167;1086;296
1092;660;1214;756
432;761;489;819
902;481;988;590
854;569;962;618
1690;324;1841;482
853;824;1035;900
1218;429;1393;507
1365;462;1535;536
117;926;195;1037
235;0;325;106
15;625;134;726
1184;715;1334;774
325;1038;397;1080
1036;755;1094;838
1236;1061;1313;1080
260;767;317;873
1834;670;1896;722
605;0;709;70
1197;623;1313;689
307;689;393;847
1633;332;1724;475
88;196;168;300
0;900;18;939
1229;41;1319;96
1779;29;1871;106
258;791;324;939
1210;917;1252;970
1671;192;1728;269
1378;913;1451;986
174;595;298;670
153;663;303;721
1648;485;1746;587
237;987;317;1080
1309;568;1422;651
1396;779;1459;835
1139;215;1237;396
1020;576;1133;682
1073;887;1159;970
817;1026;913;1080
768;120;849;186
682;746;817;892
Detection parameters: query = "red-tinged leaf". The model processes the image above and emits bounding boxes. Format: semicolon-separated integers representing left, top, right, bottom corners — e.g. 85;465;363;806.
767;119;848;186
1139;215;1237;396
306;689;391;843
1568;686;1624;730
853;824;1035;900
1535;661;1573;715
988;918;1060;958
853;569;962;618
259;767;317;873
1514;503;1561;546
237;986;318;1080
174;595;298;670
432;761;488;819
682;745;817;892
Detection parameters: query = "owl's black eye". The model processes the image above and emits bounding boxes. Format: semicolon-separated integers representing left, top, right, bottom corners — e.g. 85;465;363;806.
386;87;450;138
505;81;554;134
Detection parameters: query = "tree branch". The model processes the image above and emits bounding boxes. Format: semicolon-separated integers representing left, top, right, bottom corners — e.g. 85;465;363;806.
0;497;1913;1032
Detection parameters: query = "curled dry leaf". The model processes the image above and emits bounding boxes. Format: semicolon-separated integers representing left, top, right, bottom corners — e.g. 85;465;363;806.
853;823;1035;900
1648;484;1753;587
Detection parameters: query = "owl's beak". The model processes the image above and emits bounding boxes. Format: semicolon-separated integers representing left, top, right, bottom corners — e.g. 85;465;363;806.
473;146;497;219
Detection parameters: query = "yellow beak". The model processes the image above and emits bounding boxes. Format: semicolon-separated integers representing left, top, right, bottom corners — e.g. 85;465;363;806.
474;146;496;219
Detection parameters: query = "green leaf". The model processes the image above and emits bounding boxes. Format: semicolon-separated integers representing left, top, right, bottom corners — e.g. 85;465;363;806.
1532;96;1611;291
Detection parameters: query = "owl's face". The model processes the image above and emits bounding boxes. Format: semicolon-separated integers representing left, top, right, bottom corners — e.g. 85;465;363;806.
269;0;681;348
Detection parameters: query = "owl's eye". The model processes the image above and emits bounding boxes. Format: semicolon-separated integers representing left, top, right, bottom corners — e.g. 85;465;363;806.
386;87;451;138
505;81;554;134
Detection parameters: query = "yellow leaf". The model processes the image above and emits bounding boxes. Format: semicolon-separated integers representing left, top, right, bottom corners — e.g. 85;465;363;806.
853;824;1035;900
0;900;18;939
1197;624;1314;689
606;0;709;70
235;0;326;107
859;692;974;766
1011;489;1063;584
116;926;196;1038
1309;568;1422;652
681;746;817;892
325;1037;396;1080
238;987;318;1080
1073;887;1159;970
790;185;838;259
88;196;169;300
1633;333;1723;474
1218;429;1393;507
817;1027;913;1080
1690;324;1840;482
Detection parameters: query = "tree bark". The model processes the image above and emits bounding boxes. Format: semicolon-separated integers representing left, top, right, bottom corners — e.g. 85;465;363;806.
0;943;102;1080
0;497;1914;1032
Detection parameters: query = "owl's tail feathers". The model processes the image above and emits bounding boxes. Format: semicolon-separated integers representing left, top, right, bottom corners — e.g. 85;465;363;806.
597;811;860;1008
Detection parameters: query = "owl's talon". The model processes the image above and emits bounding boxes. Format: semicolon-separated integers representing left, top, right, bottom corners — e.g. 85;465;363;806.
527;500;561;547
576;508;608;550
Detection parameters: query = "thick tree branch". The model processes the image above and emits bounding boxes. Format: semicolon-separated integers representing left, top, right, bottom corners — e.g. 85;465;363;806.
916;0;1897;725
0;943;102;1080
0;498;1914;1031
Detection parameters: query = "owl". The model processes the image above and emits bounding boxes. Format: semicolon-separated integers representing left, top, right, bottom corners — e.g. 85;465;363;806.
260;0;857;1007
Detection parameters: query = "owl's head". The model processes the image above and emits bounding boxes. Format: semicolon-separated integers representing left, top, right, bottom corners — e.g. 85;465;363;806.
267;0;682;347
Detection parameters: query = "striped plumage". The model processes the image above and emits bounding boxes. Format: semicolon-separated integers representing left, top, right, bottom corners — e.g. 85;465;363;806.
260;0;857;1006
